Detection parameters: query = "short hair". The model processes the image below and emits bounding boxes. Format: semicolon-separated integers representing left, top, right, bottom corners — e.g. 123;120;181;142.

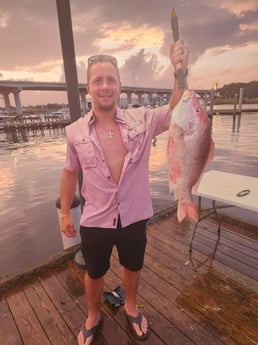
87;55;120;83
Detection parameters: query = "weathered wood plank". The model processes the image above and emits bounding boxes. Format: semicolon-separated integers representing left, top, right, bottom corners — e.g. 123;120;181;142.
207;271;258;309
23;278;74;345
177;272;258;345
188;218;258;260
150;217;258;292
146;239;258;323
103;270;168;345
70;265;169;345
6;287;51;345
191;233;258;278
148;218;258;313
147;217;258;345
104;262;195;345
201;219;258;253
39;270;85;333
1;212;257;345
39;268;108;345
0;297;23;345
56;264;137;345
149;221;258;290
110;249;225;345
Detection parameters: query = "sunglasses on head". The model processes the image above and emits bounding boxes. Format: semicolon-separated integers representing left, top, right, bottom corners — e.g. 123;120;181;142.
88;55;118;66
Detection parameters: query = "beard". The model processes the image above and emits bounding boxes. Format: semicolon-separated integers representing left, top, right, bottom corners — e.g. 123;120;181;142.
98;103;116;111
94;96;118;112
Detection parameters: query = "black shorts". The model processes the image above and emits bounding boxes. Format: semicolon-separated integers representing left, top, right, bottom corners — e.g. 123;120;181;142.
80;217;148;279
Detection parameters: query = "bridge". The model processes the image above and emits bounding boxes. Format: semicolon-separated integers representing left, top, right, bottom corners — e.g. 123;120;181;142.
0;80;213;116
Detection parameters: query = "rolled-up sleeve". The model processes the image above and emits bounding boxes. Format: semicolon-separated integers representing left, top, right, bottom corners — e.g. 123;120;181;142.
64;127;80;172
147;104;171;137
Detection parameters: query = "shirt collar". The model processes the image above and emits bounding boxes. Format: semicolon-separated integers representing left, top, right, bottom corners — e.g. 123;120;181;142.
86;107;126;126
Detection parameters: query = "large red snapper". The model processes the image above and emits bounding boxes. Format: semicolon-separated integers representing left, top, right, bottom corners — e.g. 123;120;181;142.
168;89;214;223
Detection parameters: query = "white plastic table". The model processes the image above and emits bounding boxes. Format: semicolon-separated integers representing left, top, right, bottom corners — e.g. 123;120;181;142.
190;170;258;251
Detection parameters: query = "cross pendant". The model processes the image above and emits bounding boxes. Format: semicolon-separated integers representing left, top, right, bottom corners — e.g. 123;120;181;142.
108;130;114;139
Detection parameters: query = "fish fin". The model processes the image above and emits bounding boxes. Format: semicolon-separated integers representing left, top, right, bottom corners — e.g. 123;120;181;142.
192;173;203;192
177;200;198;223
169;185;179;202
168;180;176;193
192;138;215;192
168;178;180;201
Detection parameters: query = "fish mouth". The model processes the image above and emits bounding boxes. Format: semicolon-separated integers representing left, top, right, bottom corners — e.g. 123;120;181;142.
182;89;195;102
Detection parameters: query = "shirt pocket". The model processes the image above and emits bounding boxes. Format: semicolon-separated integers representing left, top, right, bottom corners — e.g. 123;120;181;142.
127;121;146;163
74;139;97;168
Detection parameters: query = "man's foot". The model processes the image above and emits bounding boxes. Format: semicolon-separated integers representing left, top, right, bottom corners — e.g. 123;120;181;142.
77;313;103;345
124;308;150;341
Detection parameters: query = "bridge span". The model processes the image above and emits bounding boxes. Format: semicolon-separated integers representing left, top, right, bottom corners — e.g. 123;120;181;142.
0;80;213;116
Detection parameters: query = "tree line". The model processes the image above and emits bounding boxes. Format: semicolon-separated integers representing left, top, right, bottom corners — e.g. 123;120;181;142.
219;81;258;99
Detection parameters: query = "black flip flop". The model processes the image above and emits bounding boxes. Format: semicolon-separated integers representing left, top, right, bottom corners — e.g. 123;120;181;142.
124;310;150;341
77;313;103;345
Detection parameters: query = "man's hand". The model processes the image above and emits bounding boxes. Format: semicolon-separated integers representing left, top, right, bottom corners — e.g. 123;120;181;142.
170;39;189;71
169;39;190;108
61;215;77;237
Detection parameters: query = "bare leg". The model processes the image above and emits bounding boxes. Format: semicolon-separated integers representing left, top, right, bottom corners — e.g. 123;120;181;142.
83;272;103;344
122;267;148;337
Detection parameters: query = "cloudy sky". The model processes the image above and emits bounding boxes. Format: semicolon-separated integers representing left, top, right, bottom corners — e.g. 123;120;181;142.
0;0;258;106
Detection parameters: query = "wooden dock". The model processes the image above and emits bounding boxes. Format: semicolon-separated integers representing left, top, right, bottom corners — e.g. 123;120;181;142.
0;115;70;132
0;209;258;345
0;115;71;142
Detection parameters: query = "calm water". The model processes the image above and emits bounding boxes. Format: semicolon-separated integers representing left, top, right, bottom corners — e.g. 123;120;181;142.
1;109;258;279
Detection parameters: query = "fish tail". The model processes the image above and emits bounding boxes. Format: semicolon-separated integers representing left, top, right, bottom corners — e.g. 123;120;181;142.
177;200;198;223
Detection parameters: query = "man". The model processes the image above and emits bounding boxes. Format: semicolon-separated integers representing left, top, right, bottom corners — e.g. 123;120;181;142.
60;40;189;345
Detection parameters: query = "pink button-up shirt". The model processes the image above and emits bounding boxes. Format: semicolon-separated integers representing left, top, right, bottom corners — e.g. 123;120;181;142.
64;105;171;228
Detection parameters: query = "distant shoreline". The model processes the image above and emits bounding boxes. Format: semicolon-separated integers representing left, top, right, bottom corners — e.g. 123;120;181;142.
215;97;258;105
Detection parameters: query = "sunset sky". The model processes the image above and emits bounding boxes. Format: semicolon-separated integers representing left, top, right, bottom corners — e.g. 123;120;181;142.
0;0;258;106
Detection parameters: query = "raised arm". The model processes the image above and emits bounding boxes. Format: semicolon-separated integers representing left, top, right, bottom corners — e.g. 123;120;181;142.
169;39;189;110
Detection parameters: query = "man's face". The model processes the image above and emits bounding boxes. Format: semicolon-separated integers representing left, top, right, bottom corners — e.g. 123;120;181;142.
87;62;121;111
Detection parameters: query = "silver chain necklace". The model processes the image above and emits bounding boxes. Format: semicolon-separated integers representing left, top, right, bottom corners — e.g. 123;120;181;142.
95;124;115;139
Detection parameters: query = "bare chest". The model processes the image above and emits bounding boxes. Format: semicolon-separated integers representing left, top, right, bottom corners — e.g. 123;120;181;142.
95;125;127;184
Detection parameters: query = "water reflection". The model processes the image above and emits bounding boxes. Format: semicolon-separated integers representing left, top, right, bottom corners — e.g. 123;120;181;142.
232;114;241;133
0;112;258;278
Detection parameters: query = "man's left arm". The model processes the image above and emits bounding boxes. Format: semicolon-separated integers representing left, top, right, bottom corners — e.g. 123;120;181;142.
169;40;189;110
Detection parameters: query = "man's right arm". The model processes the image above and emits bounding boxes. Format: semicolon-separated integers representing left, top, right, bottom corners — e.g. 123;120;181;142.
60;168;78;237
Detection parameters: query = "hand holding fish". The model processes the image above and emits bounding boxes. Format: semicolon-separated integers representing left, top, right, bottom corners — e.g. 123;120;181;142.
167;10;214;224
